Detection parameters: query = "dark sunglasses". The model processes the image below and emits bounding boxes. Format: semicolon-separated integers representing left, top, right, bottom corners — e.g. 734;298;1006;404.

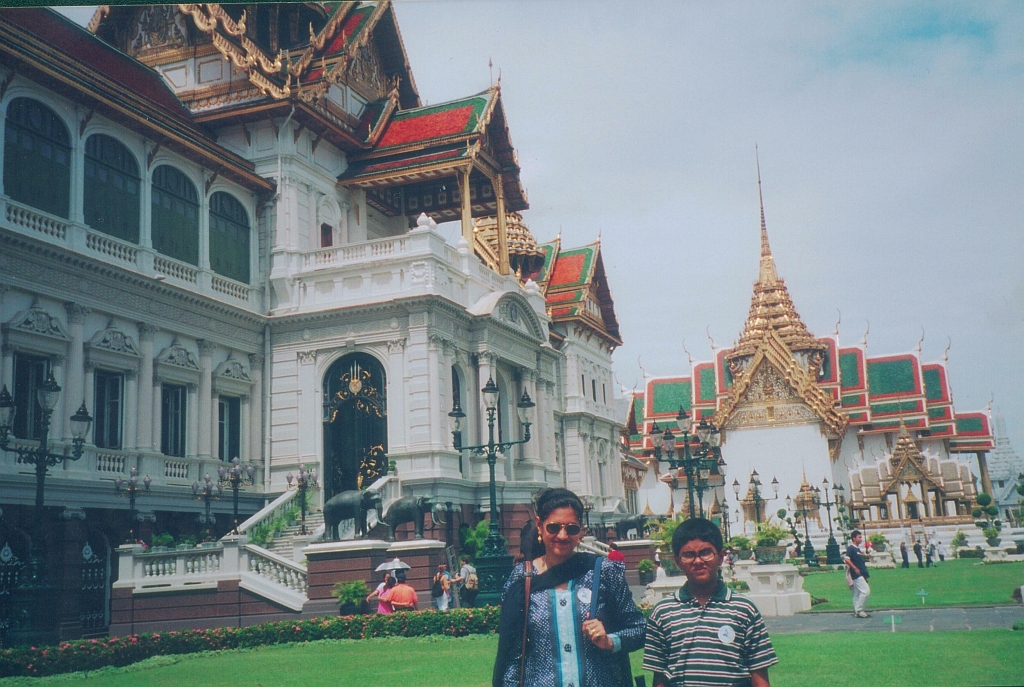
545;522;582;536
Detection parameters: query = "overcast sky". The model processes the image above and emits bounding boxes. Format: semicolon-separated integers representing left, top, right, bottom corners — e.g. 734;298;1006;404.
58;2;1024;455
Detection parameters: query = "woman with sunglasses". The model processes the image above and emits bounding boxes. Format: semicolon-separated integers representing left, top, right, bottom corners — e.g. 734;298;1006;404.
493;488;646;687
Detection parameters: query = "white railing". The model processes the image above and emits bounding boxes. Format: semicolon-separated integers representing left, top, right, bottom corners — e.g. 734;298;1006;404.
5;201;67;240
578;537;611;555
211;275;249;300
115;537;307;612
95;451;128;474
163;459;191;480
245;544;307;594
86;231;139;265
301;235;410;269
154;255;199;283
237;490;297;534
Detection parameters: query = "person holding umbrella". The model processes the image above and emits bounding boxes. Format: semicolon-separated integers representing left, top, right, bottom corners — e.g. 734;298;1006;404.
366;571;395;614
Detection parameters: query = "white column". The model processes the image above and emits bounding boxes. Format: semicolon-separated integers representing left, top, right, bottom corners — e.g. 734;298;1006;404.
83;363;95;437
477;354;493;450
248;353;264;468
151;378;162;453
186;383;199;458
137;324;156;451
239;394;251;465
51;355;66;441
197;340;213;459
123;370;138;451
387;339;406;453
63;302;89;440
0;287;10;390
427;335;441;450
523;370;540;464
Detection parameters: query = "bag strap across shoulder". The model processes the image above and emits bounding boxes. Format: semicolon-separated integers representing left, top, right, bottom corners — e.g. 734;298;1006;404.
519;560;533;687
589;556;602;620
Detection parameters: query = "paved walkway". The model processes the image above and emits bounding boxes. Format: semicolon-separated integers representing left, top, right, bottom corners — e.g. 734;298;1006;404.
765;605;1024;634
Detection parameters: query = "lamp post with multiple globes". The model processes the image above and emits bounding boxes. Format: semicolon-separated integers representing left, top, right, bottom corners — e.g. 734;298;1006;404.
0;375;93;646
286;465;319;535
448;376;534;606
218;457;256;533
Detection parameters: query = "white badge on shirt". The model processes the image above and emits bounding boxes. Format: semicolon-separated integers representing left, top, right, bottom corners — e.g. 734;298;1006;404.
718;625;736;645
577;587;592;604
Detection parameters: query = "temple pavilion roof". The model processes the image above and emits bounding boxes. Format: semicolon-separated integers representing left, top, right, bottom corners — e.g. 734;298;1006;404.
534;237;622;347
473;212;545;278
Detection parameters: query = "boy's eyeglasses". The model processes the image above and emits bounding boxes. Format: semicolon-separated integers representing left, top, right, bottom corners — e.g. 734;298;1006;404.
678;548;718;563
544;522;582;536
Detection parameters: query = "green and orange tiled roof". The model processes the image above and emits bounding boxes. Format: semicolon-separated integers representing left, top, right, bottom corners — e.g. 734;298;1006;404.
374;94;491;151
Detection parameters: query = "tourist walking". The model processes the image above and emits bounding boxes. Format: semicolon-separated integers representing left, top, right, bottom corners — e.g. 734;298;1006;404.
452;554;479;608
926;540;936;567
937;540;947;563
844;530;871;618
913;540;924;568
432;563;451;611
380;570;418;611
493;487;646;687
366;571;395;614
900;541;910;568
644;518;777;687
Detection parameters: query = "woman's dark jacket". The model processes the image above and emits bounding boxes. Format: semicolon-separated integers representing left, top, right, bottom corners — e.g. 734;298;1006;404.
493;553;646;687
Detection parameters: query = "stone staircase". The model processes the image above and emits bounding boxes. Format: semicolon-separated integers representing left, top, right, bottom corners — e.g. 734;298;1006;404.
263;511;324;560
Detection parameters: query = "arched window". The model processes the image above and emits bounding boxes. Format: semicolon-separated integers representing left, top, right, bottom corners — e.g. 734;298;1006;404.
209;191;250;283
151;165;199;265
84;134;140;242
4;98;71;218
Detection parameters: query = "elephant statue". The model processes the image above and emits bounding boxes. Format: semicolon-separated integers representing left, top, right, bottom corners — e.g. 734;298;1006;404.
383;495;434;541
615;515;648;542
323;489;383;540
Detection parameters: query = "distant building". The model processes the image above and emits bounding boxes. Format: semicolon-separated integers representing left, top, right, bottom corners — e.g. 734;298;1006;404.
622;185;993;537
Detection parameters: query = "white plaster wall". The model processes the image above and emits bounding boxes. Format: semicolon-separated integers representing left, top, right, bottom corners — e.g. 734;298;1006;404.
721;422;834;534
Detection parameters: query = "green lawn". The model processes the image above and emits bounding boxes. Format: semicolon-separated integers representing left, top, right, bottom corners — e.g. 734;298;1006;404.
4;630;1024;687
800;559;1024;611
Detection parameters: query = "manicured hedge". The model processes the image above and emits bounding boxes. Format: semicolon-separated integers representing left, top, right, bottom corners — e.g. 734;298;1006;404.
0;606;502;678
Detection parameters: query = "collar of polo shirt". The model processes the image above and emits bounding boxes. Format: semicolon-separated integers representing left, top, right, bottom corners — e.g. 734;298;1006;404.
676;579;731;603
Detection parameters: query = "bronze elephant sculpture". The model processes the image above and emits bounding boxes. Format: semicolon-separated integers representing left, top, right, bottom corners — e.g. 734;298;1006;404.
323;489;383;540
615;515;648;541
383;495;434;540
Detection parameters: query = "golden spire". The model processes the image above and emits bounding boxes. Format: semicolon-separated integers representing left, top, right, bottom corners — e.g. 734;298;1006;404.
728;151;825;362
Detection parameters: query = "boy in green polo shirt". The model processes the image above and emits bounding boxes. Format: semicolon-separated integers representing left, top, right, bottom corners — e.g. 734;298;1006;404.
644;518;778;687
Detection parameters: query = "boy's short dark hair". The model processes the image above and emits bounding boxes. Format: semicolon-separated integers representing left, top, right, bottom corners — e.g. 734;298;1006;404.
672;517;724;556
851;529;862;539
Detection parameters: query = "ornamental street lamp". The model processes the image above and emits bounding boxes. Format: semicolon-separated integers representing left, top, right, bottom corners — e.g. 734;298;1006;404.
192;473;222;538
218;457;256;533
114;467;152;543
740;469;778;525
286;465;319;535
648;408;722;519
0;377;92;647
821;477;843;565
449;376;533;606
787;490;820;567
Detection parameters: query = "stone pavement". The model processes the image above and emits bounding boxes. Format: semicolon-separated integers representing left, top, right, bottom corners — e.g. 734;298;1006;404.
765;605;1024;634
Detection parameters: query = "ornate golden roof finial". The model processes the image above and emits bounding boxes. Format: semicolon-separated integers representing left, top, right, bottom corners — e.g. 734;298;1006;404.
834;309;842;337
943;337;951;363
755;145;779;286
916;326;925;355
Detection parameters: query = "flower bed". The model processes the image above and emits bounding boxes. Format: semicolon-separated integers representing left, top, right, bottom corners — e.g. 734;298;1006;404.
0;606;502;678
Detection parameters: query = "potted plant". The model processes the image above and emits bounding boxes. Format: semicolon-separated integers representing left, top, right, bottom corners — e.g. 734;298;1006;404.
331;579;370;616
727;535;752;560
972;493;1002;547
753;524;790;565
176;534;197;550
637;558;656;584
951;530;968;558
868;533;887;553
150;533;174;551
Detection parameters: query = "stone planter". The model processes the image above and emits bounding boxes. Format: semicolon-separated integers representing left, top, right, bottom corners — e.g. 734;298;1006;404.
987;537;1002;548
1014;540;1024;554
639;570;655;585
872;543;887;553
754;545;787;565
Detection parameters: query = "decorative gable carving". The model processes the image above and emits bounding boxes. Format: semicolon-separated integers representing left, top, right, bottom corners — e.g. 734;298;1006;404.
212;353;253;396
155;338;200;385
2;304;69;358
86;322;141;372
